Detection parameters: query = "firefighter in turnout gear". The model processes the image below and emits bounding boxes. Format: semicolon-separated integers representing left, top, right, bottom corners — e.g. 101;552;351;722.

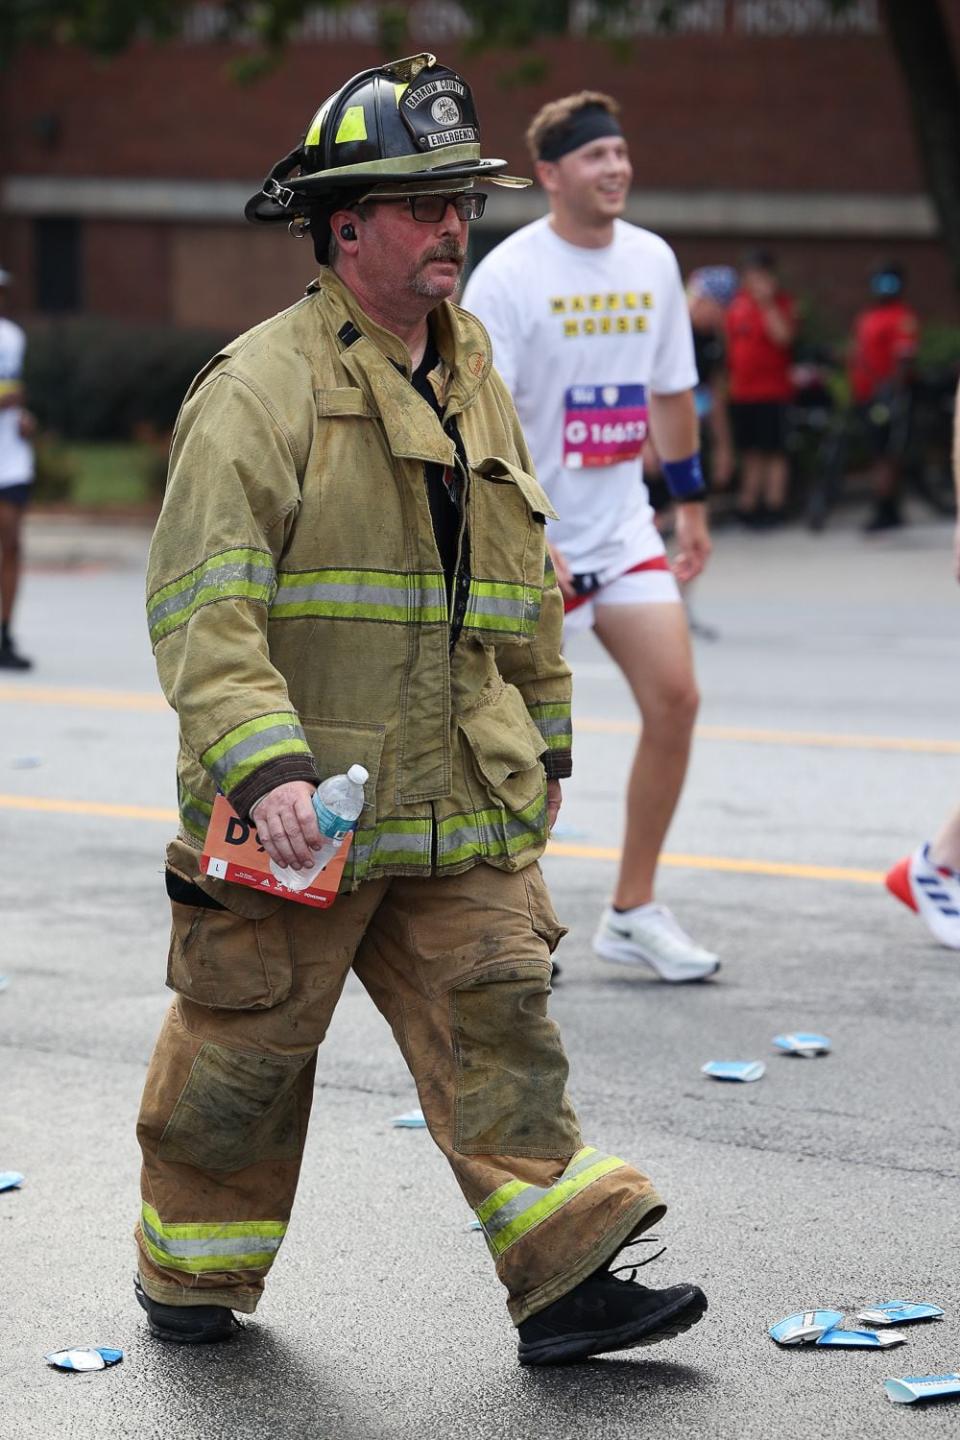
135;52;708;1364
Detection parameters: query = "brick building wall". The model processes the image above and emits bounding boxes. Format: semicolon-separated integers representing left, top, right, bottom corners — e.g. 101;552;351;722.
1;1;958;333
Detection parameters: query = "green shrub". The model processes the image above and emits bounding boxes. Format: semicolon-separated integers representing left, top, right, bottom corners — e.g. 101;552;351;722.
31;437;77;502
918;324;960;374
23;319;226;441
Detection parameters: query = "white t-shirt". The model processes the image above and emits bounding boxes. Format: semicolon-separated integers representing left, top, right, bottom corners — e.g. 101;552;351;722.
463;217;696;577
0;318;33;487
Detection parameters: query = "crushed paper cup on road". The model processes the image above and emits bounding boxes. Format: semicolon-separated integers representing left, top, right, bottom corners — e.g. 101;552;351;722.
885;1373;960;1405
703;1060;766;1083
816;1327;906;1348
772;1032;831;1056
0;974;9;992
769;1310;844;1345
859;1301;944;1326
45;1347;123;1372
391;1108;426;1128
0;1171;24;1191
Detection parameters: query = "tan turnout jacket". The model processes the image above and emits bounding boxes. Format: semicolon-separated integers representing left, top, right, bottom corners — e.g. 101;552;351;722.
147;269;573;889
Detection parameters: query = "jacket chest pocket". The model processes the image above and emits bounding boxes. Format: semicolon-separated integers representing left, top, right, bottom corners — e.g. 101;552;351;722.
465;458;558;644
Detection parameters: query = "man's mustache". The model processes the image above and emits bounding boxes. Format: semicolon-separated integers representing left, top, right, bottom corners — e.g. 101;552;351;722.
419;241;466;267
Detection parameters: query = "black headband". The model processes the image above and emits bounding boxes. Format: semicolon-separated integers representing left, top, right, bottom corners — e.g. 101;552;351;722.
538;105;623;162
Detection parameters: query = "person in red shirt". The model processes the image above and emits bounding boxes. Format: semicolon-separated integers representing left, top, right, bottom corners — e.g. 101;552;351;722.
848;262;919;531
725;250;798;527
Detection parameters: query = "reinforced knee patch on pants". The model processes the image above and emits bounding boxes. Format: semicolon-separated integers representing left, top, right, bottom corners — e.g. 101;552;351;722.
451;964;580;1158
158;1042;312;1172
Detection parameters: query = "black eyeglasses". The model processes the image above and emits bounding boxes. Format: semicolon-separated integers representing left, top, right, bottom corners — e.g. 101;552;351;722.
386;193;486;223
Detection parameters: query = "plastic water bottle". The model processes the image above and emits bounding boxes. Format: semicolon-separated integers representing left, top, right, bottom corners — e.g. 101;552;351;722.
270;764;368;892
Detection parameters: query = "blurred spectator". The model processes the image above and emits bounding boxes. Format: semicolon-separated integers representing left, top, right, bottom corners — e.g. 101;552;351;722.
0;266;35;670
726;250;798;528
686;265;737;494
848;262;919;532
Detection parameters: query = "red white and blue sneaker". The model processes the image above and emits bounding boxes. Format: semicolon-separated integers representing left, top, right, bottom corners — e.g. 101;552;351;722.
886;844;960;950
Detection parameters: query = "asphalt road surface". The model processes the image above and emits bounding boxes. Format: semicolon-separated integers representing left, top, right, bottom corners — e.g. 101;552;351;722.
2;509;959;1439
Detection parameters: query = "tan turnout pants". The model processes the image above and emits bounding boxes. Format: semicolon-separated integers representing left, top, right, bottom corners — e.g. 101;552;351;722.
136;860;665;1324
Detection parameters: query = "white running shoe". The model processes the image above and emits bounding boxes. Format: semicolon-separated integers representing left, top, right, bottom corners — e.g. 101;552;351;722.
886;844;960;950
593;904;720;983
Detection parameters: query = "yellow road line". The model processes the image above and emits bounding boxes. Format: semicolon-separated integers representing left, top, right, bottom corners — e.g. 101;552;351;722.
0;685;167;712
546;840;884;885
1;686;955;757
0;793;884;884
0;794;178;823
578;718;960;755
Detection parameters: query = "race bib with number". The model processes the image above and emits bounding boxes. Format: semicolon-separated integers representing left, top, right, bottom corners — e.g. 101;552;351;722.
562;383;648;469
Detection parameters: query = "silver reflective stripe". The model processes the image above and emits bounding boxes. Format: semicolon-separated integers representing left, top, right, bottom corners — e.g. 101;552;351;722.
534;715;570;738
438;805;547;860
482;1148;602;1241
274;581;441;609
372;831;431;856
438;817;499;854
346;825;432;878
468;595;528;619
140;1213;284;1261
208;721;305;788
506;807;546;840
181;802;212;838
149;561;275;628
351;829;431;863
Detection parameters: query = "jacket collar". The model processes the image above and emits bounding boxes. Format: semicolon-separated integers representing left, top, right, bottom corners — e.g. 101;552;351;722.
311;269;493;429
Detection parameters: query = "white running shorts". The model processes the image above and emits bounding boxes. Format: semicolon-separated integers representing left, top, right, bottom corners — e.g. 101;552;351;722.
562;558;681;637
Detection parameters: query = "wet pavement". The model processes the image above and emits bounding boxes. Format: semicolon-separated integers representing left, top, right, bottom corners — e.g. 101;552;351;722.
2;507;959;1438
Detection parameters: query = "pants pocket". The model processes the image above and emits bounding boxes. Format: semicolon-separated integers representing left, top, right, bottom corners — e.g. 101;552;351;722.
521;863;568;955
451;963;581;1158
167;899;294;1010
158;1041;313;1172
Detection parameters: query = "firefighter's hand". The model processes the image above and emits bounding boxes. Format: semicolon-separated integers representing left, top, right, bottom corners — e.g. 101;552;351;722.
250;780;323;870
673;503;712;584
547;779;562;831
549;542;575;600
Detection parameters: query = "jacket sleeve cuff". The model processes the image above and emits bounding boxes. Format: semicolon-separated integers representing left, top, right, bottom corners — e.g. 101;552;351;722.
543;750;572;782
230;755;320;821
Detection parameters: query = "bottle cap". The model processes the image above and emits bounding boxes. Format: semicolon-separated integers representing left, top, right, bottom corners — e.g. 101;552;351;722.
347;764;369;785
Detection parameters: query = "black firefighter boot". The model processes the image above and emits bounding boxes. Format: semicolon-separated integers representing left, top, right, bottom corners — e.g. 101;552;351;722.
135;1277;242;1344
0;622;31;670
516;1247;707;1366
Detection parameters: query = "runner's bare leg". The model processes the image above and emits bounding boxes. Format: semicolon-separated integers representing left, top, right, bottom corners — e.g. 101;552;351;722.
931;806;960;871
592;602;699;910
0;499;24;626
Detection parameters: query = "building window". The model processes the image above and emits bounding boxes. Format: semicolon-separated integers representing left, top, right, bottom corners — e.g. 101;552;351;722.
34;217;83;312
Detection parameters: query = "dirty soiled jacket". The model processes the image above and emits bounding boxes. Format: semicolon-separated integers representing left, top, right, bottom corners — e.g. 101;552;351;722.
147;269;573;891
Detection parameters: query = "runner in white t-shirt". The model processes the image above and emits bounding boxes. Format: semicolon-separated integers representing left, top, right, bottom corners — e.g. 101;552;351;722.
0;267;35;670
464;90;719;983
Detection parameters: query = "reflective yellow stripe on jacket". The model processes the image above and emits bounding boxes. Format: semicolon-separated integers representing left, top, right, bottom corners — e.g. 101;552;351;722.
271;568;447;625
526;700;573;754
148;548;276;646
201;713;314;795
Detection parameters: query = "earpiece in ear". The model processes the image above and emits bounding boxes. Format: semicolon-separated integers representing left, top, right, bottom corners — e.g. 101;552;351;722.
339;223;357;241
